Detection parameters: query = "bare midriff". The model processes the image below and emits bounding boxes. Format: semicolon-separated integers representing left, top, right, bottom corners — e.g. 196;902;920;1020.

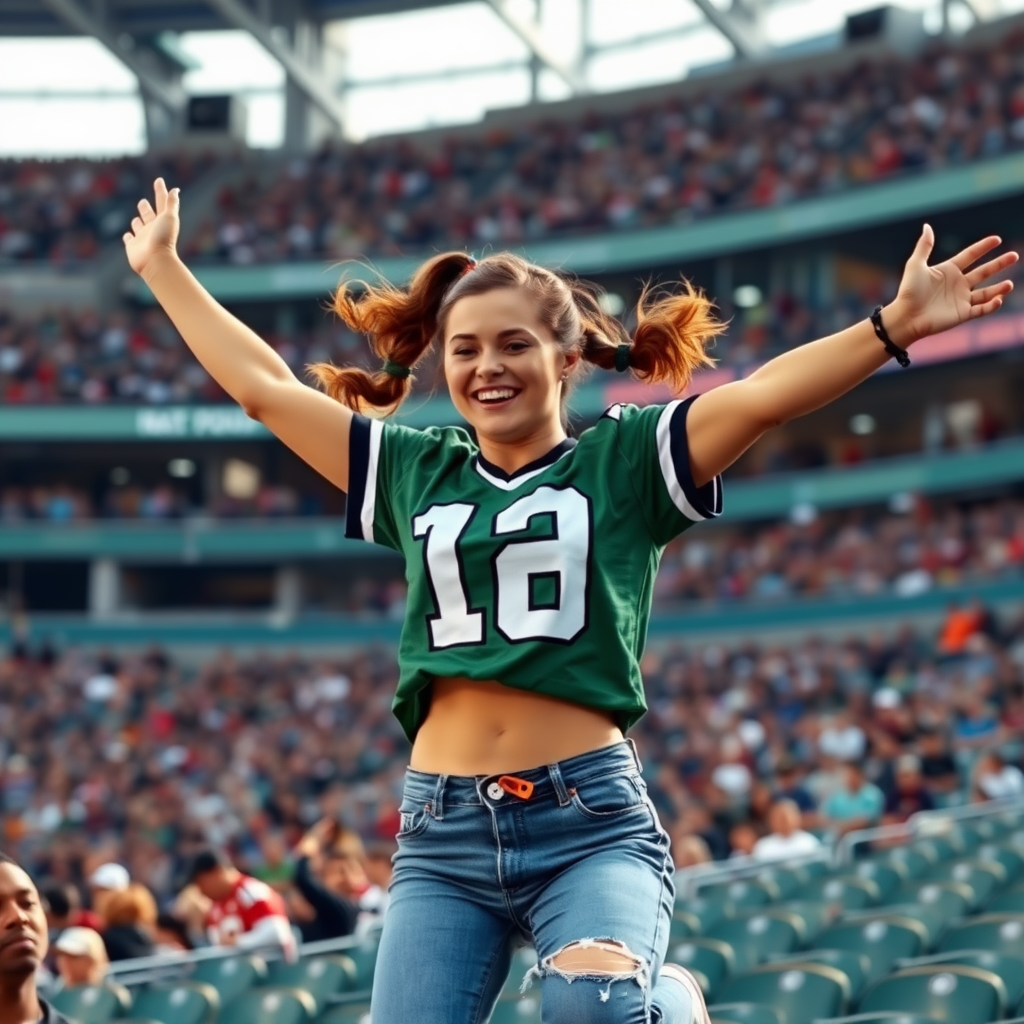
409;676;625;776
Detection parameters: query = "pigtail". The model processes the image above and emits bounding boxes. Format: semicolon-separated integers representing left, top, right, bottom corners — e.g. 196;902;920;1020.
307;251;475;413
579;280;724;395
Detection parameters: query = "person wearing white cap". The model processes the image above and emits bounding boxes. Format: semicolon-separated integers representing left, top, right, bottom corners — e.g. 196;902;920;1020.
87;864;129;919
53;928;108;989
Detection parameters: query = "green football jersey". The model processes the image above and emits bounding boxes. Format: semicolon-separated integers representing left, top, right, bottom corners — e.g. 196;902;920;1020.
345;397;722;741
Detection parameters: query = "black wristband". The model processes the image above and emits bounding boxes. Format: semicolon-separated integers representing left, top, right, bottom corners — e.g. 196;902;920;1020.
870;305;911;368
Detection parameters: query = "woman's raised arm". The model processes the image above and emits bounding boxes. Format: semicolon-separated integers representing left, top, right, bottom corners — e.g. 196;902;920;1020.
124;178;355;492
685;225;1018;488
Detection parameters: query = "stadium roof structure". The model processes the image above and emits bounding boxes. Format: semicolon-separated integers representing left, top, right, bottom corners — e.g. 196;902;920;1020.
2;0;777;149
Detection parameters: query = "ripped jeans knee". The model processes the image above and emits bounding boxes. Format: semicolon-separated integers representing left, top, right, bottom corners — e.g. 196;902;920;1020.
523;938;653;1023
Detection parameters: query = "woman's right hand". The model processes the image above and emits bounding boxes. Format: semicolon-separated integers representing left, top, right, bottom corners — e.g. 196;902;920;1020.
123;177;180;279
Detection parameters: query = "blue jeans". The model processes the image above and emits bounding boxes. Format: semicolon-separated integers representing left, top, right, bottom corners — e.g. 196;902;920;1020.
370;740;692;1024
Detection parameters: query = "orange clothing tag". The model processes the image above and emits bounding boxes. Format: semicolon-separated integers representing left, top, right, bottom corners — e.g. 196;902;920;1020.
498;775;534;800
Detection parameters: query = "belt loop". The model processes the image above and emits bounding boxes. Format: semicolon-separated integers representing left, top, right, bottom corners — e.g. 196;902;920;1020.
548;761;572;807
626;737;643;774
432;774;447;820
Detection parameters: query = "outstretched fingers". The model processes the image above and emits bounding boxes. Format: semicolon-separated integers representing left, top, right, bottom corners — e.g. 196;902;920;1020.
966;250;1019;288
951;235;1003;272
154;177;168;213
970;280;1014;317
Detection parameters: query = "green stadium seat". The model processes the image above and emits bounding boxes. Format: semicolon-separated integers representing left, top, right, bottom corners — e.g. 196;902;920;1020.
708;1001;782;1024
190;955;266;1005
926;860;1005;909
765;949;871;1001
675;896;733;934
843;905;943;950
500;947;539;997
701;880;778;909
895;949;1024;1007
857;965;1006;1024
264;955;358;1011
985;887;1024;914
343;940;379;990
755;867;806;901
817;1012;952;1024
316;1004;372;1024
50;983;132;1024
814;917;925;982
976;844;1024;883
219;987;316;1024
852;863;902;903
938;913;1024;958
911;838;955;864
129;983;219;1024
667;938;735;999
796;878;879;912
672;909;697;941
887;882;971;921
705;911;802;970
716;962;849;1024
488;994;542;1024
882;848;932;880
777;900;841;941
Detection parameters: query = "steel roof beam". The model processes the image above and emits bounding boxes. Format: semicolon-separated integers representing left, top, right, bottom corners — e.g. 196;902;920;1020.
688;0;766;59
484;0;588;95
204;0;344;132
38;0;186;115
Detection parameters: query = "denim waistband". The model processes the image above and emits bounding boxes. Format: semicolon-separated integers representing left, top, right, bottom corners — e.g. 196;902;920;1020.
401;739;643;814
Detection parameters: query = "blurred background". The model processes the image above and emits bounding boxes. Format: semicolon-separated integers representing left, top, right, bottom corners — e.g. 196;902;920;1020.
2;0;1024;1015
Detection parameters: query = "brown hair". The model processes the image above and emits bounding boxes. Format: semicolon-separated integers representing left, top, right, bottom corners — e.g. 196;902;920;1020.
102;883;158;928
308;251;724;415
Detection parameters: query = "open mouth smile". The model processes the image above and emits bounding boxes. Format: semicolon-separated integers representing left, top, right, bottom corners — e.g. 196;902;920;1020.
472;387;522;408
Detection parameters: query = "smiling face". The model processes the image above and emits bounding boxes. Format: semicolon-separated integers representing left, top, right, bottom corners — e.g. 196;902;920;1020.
443;287;578;447
0;862;47;978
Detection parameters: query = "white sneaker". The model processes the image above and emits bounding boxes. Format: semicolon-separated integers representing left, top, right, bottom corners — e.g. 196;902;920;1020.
660;963;712;1024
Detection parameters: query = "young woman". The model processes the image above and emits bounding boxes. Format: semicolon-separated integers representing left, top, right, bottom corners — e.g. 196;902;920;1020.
124;178;1015;1024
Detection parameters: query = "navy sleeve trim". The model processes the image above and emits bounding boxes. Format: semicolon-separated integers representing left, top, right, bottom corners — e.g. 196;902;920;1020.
344;414;372;541
657;396;723;521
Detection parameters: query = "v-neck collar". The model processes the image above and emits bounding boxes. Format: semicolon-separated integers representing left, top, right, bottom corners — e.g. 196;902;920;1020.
473;437;577;491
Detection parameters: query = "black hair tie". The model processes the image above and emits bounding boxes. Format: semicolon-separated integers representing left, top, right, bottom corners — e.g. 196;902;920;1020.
614;343;632;373
382;359;411;379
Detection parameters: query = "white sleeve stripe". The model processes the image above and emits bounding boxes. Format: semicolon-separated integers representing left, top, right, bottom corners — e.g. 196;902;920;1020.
655;397;712;520
361;418;383;543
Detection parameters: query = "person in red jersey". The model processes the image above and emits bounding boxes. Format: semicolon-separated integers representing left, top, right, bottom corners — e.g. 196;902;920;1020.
187;849;296;962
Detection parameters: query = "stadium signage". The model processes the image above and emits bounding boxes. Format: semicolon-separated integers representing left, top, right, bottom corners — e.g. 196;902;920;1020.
134;407;267;439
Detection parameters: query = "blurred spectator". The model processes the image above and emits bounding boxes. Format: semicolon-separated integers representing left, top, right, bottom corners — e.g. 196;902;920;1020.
751;800;822;862
153;912;193;953
821;763;885;836
188;849;296;961
87;863;128;920
916;728;961;795
39;883;103;935
772;759;818;829
100;884;157;962
290;819;360;942
883;754;936;823
52;927;108;988
728;822;760;858
973;751;1024;802
671;834;713;870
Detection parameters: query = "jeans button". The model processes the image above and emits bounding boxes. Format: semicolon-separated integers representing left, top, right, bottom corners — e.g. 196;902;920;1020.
486;782;504;800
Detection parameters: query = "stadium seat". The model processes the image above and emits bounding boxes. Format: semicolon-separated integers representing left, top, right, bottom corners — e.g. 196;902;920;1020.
219;987;317;1024
911;838;956;864
128;983;219;1024
894;949;1024;1007
755;867;806;901
842;906;942;950
776;900;840;941
715;962;849;1024
700;880;779;909
976;844;1024;883
852;864;902;903
500;946;539;997
667;938;735;999
708;1001;782;1024
190;955;266;1005
764;949;871;1001
817;1012;952;1024
343;940;379;990
881;848;931;880
795;878;880;912
675;896;732;934
488;994;542;1024
50;983;132;1024
814;917;925;982
887;881;971;921
316;1005;372;1024
926;860;1005;908
938;913;1024;958
705;912;802;970
985;887;1024;914
857;964;1006;1024
264;955;358;1011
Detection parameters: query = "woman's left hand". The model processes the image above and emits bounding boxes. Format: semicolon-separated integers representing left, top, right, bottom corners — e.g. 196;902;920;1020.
887;225;1018;347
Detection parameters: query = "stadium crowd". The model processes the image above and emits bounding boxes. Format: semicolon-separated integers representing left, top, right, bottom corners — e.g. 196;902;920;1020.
1;602;1022;955
0;154;215;266
186;39;1024;262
